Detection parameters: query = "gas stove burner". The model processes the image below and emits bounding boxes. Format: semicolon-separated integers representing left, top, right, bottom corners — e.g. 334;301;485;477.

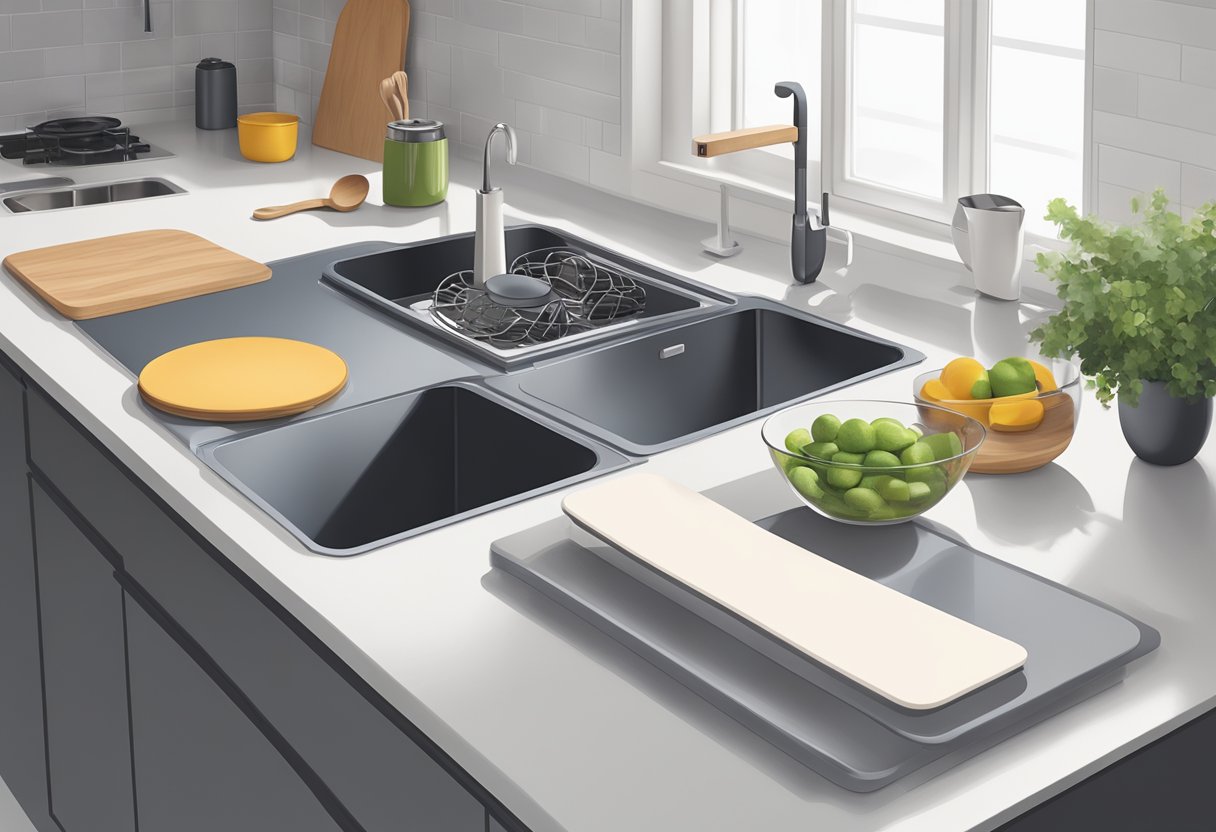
58;134;122;155
429;247;647;348
31;115;123;139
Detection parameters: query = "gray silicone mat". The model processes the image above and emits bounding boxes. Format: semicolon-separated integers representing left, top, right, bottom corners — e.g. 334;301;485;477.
489;485;1159;790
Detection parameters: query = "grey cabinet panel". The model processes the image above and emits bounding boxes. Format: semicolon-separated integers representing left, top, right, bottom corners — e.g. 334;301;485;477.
124;590;343;832
27;389;486;831
0;364;51;830
30;483;135;832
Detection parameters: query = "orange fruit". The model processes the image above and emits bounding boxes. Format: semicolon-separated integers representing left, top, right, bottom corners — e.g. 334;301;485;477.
1029;360;1058;392
940;357;988;400
989;399;1045;432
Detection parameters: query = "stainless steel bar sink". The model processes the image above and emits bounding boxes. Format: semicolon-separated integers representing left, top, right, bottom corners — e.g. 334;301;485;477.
3;177;185;213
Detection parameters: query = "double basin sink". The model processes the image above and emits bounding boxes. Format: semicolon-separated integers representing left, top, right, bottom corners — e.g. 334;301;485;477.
180;226;921;555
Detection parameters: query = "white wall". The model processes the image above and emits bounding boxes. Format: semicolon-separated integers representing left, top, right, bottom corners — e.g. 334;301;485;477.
273;0;624;179
1090;0;1216;222
0;0;274;131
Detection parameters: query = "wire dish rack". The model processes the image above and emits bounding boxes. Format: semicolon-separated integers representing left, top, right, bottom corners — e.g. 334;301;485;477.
431;248;647;347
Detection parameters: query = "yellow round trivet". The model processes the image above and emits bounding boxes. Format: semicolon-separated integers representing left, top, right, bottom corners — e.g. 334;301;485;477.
138;337;347;422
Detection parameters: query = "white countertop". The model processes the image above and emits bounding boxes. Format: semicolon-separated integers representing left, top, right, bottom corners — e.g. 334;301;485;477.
1;120;1212;832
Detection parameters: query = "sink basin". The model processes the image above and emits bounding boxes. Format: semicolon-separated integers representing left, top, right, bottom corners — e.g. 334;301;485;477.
323;224;728;367
3;177;185;213
198;382;630;556
490;300;922;455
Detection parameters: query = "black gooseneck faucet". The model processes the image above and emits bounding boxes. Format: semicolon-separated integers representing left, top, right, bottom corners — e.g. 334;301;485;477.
774;81;828;284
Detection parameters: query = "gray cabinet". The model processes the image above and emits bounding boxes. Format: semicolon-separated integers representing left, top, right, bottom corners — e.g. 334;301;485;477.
0;360;51;831
123;588;344;832
30;482;135;832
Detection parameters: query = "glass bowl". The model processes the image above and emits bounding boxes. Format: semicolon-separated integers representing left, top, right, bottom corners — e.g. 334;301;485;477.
912;357;1081;474
761;400;986;525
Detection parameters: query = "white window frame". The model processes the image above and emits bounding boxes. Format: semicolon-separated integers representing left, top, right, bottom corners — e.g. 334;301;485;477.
622;0;1092;252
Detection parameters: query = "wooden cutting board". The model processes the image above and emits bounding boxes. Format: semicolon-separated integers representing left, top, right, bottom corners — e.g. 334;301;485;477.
139;337;347;422
2;230;271;320
563;473;1028;710
312;0;411;162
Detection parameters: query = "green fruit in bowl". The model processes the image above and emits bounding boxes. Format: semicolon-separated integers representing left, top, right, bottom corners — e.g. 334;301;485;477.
836;418;877;453
826;466;863;490
921;431;963;461
811;414;841;442
899;441;935;466
789;466;825;499
989;357;1037;397
784;427;813;454
863;450;901;468
873;421;917;452
802;441;839;460
844;487;886;514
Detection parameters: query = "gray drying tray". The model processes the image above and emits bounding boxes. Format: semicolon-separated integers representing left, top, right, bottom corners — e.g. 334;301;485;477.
490;502;1158;791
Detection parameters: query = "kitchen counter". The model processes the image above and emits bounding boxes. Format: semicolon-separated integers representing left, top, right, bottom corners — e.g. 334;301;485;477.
0;120;1211;832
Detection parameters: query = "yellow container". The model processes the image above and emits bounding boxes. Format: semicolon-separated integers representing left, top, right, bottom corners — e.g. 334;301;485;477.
237;112;299;163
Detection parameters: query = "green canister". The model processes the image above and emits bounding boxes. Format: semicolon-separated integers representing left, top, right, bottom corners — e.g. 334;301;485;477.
382;119;448;207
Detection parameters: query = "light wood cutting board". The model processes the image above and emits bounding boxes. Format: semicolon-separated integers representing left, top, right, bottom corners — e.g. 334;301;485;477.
563;472;1028;710
2;229;271;320
312;0;411;162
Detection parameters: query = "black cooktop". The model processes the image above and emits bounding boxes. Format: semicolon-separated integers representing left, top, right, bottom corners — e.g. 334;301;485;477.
0;116;172;167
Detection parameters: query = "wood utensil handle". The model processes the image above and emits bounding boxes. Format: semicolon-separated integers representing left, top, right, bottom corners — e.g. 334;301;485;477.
252;198;328;220
379;77;402;120
393;71;409;119
693;125;798;158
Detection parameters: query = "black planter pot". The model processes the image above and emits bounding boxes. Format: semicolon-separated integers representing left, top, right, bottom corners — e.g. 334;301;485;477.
1118;380;1213;466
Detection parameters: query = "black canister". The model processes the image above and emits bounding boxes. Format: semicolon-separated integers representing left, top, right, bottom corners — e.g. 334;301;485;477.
195;58;237;130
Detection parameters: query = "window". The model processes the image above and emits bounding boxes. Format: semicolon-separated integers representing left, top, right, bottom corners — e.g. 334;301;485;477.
643;1;1088;243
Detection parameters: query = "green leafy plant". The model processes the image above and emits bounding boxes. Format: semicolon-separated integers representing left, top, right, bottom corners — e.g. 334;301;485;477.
1030;189;1216;407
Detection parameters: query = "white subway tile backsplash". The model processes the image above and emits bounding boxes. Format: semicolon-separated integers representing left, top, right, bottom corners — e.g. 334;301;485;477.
0;50;44;82
272;0;624;181
12;11;84;49
44;42;121;74
0;0;40;14
1181;45;1216;89
584;17;618;53
0;17;10;50
1093;30;1180;79
236;27;271;58
238;0;270;29
1095;0;1216;50
0;74;83;115
1092;0;1216;219
1138;75;1216;135
1093;66;1138;115
1180;163;1216;208
1098;144;1181;195
122;36;174;68
1093;110;1216;171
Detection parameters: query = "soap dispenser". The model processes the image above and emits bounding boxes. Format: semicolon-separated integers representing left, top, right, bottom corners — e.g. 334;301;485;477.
473;122;518;287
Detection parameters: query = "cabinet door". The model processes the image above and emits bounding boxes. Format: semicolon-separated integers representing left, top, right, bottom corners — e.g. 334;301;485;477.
30;482;135;832
0;361;51;830
123;584;348;832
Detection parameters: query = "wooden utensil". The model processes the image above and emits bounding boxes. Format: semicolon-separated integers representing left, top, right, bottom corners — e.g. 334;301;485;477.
2;230;270;320
692;125;798;157
379;77;403;121
251;174;369;221
139;337;347;422
312;0;411;162
563;473;1027;710
392;71;409;119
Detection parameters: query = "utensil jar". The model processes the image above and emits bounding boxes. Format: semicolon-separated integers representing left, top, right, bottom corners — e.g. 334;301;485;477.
383;119;448;207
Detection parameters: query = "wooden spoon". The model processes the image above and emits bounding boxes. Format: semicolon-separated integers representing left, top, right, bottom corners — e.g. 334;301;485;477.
379;77;403;121
252;174;370;221
392;71;409;119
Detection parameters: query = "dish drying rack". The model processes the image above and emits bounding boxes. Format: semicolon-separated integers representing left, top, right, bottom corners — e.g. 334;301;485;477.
430;248;647;348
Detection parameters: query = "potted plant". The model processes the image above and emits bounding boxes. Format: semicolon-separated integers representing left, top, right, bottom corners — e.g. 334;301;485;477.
1030;190;1216;465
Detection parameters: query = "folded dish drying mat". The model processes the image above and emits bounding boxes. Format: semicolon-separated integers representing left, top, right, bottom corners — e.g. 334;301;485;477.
562;472;1028;710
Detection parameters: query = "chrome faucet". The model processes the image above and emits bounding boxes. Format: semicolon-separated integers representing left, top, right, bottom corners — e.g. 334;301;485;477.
473;122;517;287
692;80;830;284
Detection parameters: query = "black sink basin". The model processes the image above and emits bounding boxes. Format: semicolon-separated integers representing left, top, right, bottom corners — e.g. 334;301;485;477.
489;301;921;455
198;383;629;556
322;224;728;367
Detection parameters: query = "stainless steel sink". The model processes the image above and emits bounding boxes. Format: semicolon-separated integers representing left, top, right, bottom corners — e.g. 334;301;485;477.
488;300;922;455
3;177;185;213
197;382;631;556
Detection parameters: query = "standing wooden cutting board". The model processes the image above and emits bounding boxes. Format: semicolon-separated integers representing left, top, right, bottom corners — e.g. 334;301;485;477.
2;229;271;320
312;0;411;162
